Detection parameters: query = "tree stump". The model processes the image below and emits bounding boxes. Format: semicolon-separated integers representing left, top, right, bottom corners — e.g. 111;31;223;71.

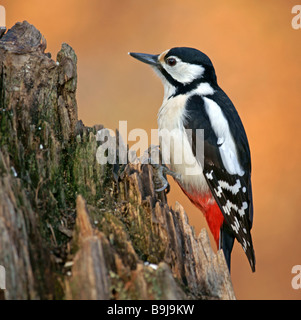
0;21;235;300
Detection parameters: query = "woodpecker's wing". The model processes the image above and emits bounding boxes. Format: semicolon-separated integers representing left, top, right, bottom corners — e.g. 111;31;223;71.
184;93;255;271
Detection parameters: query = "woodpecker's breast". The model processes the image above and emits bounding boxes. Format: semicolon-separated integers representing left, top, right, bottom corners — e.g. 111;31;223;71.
157;94;209;193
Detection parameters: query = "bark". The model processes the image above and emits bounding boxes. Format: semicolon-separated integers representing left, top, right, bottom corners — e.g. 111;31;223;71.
0;21;235;300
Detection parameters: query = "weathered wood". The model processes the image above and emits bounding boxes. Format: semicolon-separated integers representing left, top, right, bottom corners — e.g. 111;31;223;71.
0;21;235;300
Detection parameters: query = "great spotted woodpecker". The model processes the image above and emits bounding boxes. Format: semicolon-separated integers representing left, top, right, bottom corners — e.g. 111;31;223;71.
129;47;255;272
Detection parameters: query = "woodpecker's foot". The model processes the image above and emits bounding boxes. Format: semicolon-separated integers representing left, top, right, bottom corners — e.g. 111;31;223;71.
140;145;181;193
152;164;169;192
151;163;181;193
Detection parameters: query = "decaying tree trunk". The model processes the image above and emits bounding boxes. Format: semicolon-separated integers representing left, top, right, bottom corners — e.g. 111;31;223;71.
0;21;235;300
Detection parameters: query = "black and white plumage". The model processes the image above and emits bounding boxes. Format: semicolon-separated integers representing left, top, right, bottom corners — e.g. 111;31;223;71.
129;47;255;272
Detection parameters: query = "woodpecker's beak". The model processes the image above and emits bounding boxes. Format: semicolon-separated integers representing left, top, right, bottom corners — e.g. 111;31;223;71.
129;52;159;67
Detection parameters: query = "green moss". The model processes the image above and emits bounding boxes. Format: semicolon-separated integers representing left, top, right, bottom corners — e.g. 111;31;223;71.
109;270;131;300
117;202;166;265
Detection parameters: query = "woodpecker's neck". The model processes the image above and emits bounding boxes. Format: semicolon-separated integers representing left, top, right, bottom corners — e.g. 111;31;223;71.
163;80;176;102
160;78;216;105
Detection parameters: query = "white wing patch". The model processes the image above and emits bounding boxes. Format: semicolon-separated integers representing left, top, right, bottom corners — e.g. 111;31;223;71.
231;217;240;234
203;97;245;176
217;179;241;195
191;82;215;96
238;202;248;217
205;170;214;180
222;199;248;217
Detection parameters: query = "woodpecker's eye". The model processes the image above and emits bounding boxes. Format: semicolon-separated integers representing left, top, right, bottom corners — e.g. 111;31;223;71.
166;57;177;67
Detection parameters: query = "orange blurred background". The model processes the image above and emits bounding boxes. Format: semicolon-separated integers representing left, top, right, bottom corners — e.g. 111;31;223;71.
2;0;301;299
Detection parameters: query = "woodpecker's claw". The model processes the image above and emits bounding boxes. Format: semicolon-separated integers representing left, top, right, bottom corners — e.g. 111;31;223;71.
152;164;169;192
151;163;181;193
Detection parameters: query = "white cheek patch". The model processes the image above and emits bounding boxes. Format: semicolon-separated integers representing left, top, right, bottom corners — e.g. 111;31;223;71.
162;58;205;84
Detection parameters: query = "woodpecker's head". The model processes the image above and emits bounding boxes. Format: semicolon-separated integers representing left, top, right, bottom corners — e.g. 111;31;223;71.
129;47;217;97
